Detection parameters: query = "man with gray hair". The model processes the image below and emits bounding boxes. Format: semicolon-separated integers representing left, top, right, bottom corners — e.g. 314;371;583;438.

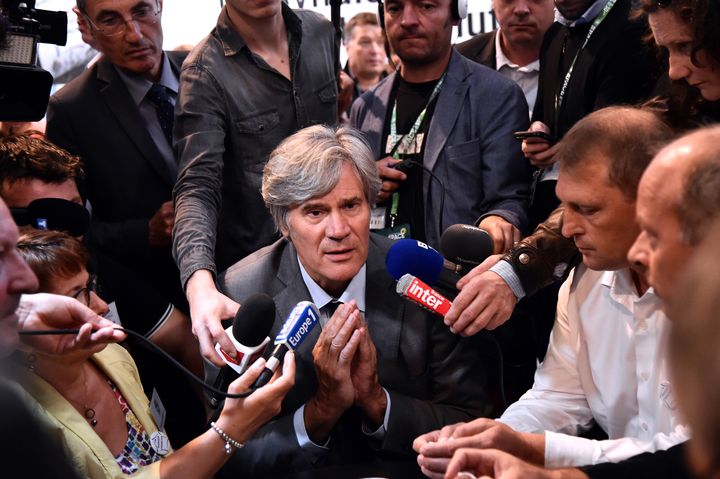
217;125;488;475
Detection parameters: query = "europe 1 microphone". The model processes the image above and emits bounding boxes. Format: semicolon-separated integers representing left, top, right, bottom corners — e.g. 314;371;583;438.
210;293;275;408
251;301;320;389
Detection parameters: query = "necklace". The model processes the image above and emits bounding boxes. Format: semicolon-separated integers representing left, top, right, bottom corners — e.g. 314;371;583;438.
64;366;99;428
26;354;99;427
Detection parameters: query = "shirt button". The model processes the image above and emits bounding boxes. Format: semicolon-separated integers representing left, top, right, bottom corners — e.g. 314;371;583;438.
637;320;647;331
641;422;648;431
641;372;649;381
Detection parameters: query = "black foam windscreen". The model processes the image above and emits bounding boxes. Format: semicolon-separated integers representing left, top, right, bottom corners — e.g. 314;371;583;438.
12;198;90;237
231;293;275;347
440;224;494;265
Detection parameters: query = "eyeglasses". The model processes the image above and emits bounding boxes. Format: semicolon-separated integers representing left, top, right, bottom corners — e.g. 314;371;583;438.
72;274;99;307
83;1;161;37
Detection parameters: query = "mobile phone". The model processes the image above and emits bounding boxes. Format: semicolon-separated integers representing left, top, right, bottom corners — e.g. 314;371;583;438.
513;131;557;143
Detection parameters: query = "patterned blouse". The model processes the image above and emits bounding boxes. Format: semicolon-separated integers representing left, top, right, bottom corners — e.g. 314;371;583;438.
109;381;164;474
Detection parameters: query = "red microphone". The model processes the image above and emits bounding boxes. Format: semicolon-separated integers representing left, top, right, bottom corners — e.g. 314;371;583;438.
396;273;452;316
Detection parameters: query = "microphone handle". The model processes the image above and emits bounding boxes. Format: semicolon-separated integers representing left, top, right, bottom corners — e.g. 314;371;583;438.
252;343;289;389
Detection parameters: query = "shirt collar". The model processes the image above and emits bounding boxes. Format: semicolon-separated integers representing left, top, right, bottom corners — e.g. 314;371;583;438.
494;28;540;72
216;2;302;57
298;259;367;314
554;0;610;27
601;268;657;303
114;53;178;106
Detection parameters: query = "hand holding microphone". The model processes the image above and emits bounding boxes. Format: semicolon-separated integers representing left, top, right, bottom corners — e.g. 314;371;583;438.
210;293;275;408
251;301;320;389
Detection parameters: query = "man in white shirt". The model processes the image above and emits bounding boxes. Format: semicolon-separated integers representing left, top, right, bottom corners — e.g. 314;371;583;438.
413;105;688;476
456;0;554;118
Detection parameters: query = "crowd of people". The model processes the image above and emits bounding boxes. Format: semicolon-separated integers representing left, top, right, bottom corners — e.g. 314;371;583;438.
1;0;719;477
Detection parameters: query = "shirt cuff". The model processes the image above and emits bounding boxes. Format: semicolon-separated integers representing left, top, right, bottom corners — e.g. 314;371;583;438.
361;388;391;440
490;260;526;299
544;430;596;467
293;405;330;462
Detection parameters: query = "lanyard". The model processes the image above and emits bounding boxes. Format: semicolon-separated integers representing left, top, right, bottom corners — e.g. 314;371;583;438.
553;0;617;130
387;73;446;225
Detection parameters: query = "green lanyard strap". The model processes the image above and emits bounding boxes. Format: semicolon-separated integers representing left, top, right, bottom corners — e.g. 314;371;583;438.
388;73;446;225
553;0;617;130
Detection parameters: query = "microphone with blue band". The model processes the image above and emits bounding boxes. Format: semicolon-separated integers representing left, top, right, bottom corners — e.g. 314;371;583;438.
252;301;320;389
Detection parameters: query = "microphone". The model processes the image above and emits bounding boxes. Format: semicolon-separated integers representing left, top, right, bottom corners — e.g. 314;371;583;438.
396;273;452;317
210;293;275;408
252;301;320;389
10;197;90;237
385;239;464;296
440;224;494;267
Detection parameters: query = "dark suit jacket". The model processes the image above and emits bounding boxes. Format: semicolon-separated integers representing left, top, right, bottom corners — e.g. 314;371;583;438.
218;234;490;476
456;30;497;70
46;51;189;320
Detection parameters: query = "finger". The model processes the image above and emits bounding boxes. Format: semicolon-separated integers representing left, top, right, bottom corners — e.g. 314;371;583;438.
379;166;407;182
198;326;226;366
456;256;503;289
338;328;363;365
445;449;492;479
419;464;446;479
418;455;453;475
324;302;357;343
413;430;440;452
512;227;521;246
228;357;267;392
452;293;493;336
452;419;495;438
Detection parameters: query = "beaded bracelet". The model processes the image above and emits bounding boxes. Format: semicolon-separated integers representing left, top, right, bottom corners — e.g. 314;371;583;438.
210;421;244;454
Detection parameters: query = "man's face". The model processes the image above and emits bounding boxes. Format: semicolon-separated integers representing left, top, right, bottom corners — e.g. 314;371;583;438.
556;155;639;271
553;0;594;21
346;24;386;80
628;156;695;304
649;9;720;102
284;163;371;297
1;179;82;208
225;0;283;23
0;200;39;357
493;0;554;47
384;0;455;67
84;0;164;81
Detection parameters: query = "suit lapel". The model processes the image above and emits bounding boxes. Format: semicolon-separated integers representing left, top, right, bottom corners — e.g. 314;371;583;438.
96;57;174;187
273;240;320;361
478;30;498;69
424;51;471;173
362;73;397;159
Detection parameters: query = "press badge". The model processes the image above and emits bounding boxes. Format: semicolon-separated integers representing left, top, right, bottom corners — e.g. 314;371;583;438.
370;205;387;230
376;223;411;240
150;388;167;431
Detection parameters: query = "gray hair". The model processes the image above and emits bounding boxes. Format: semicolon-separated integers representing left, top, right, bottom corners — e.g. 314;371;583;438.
262;125;381;233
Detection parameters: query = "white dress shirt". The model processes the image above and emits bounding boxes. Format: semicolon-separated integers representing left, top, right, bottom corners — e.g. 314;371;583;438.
494;29;540;119
499;265;689;467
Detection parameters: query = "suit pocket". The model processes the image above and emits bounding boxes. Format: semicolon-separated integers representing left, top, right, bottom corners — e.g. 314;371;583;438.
444;137;481;162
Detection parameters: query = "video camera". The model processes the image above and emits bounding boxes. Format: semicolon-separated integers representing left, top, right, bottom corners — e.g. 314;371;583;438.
0;0;68;121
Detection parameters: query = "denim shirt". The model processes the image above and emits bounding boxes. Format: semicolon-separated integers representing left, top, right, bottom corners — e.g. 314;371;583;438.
173;4;338;285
